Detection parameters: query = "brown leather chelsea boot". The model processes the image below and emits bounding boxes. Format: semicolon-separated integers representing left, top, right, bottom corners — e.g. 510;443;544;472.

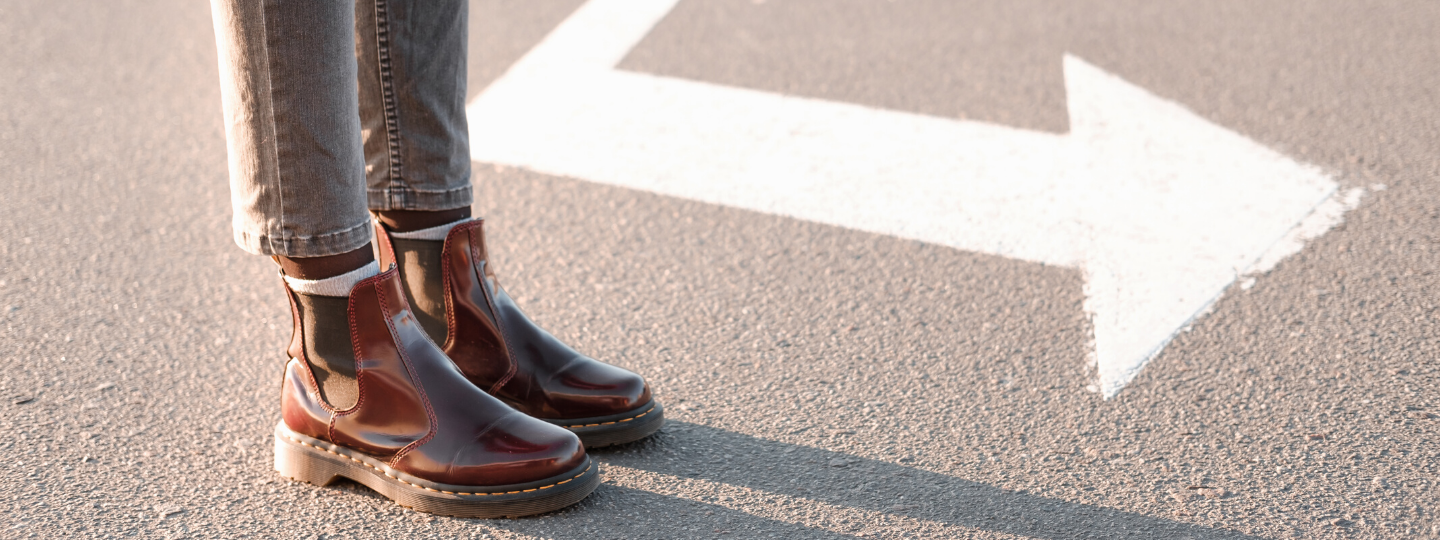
273;265;599;517
377;219;664;448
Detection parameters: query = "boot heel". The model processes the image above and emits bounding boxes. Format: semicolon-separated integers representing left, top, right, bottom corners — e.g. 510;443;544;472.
274;430;343;486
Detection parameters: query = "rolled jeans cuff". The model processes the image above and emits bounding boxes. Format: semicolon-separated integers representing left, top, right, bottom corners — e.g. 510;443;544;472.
366;184;474;212
232;219;374;258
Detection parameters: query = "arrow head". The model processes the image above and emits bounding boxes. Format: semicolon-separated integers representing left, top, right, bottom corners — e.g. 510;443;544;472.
1061;55;1343;397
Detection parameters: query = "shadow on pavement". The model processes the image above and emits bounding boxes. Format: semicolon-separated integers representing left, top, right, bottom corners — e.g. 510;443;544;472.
320;466;855;539
295;419;1257;538
592;421;1260;539
499;483;859;539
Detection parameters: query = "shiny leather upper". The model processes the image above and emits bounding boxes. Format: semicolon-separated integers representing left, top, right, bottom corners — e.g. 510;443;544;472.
376;219;651;420
279;267;585;486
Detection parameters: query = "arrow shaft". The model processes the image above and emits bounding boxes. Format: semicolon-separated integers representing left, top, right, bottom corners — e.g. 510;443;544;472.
474;66;1082;265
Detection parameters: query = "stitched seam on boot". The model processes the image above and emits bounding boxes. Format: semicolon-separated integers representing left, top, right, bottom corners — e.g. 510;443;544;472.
373;220;399;270
283;431;591;496
330;289;370;417
558;402;656;428
287;287;345;416
483;272;519;395
377;278;439;467
439;225;461;350
296;358;340;414
467;225;520;395
284;275;304;362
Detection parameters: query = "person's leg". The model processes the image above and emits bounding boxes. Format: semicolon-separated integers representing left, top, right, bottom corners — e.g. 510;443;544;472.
210;0;373;262
354;0;474;341
354;0;474;229
211;0;377;410
208;0;596;516
353;0;664;448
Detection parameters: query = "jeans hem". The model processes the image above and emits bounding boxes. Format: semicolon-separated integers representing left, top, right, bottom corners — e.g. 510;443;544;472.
233;219;374;257
366;185;473;212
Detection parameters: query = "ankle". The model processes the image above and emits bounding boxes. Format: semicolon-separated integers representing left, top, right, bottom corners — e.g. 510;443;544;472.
283;262;381;297
376;207;472;233
277;243;376;280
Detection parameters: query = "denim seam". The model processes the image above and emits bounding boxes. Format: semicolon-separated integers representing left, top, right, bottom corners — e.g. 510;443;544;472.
372;0;405;208
369;185;472;195
258;0;283;258
235;219;373;258
365;185;472;212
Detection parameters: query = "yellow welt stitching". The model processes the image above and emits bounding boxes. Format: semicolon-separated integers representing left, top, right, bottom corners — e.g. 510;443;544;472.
558;406;653;428
284;434;590;496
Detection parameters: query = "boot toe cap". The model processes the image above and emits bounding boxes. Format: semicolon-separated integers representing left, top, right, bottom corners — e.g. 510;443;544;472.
552;359;651;414
402;412;587;487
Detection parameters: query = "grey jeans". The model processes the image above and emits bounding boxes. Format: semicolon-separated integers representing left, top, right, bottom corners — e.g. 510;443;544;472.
210;0;472;257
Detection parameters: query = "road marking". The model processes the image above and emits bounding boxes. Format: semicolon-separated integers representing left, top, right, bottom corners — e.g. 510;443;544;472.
467;0;1358;398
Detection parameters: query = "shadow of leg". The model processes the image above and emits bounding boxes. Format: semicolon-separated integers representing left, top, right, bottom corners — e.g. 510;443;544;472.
593;422;1260;539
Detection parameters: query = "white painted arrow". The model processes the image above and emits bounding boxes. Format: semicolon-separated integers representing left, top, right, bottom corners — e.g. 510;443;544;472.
467;0;1359;398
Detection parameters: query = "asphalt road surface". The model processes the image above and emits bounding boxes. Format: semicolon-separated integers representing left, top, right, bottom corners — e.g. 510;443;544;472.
3;0;1438;538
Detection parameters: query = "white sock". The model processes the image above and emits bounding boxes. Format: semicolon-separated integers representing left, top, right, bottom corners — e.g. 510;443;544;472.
388;217;476;241
283;261;381;297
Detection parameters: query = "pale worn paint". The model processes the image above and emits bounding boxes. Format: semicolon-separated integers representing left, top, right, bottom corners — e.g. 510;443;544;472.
466;0;1352;397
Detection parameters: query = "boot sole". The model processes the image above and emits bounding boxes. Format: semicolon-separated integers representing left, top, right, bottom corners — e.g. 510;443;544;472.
273;422;599;518
548;400;665;448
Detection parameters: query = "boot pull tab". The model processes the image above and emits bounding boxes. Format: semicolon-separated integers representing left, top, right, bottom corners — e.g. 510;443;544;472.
279;272;307;363
453;219;495;278
372;218;398;270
